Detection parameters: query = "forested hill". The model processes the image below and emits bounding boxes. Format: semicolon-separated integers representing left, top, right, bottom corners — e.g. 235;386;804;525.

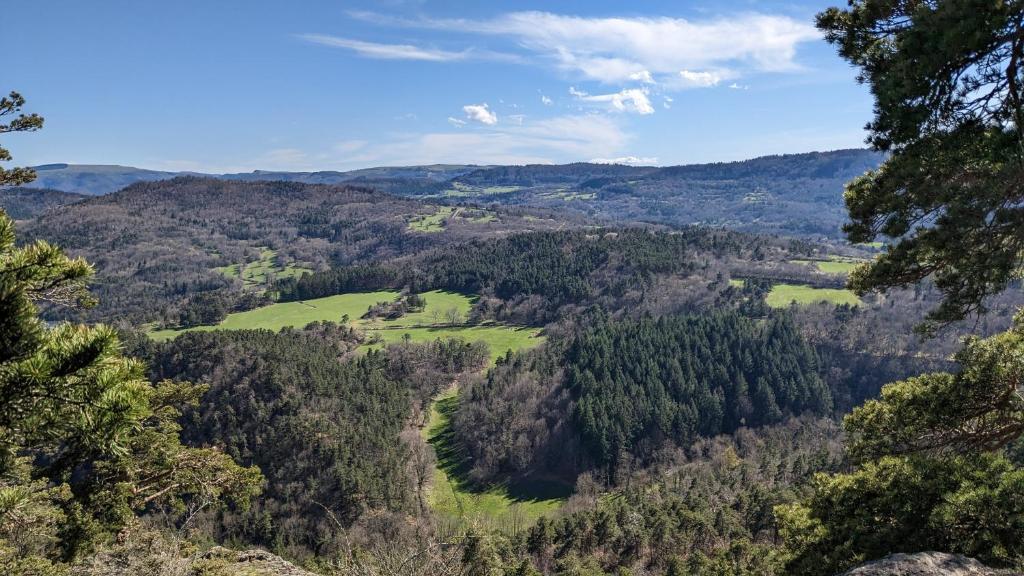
20;177;570;324
20;149;882;237
0;186;86;219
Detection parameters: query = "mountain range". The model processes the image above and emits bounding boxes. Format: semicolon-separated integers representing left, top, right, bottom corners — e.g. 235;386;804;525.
15;149;884;238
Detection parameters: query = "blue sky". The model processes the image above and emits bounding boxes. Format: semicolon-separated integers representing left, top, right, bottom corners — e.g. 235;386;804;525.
4;0;872;172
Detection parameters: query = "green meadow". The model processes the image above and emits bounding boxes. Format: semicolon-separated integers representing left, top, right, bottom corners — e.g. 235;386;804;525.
366;325;543;364
790;255;865;275
425;380;566;535
149;291;401;341
766;283;861;308
408;206;455;232
216;247;310;289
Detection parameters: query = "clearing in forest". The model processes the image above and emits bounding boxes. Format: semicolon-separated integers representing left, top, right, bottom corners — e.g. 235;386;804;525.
215;247;310;289
424;376;568;536
766;283;861;308
149;287;562;529
408;206;456;232
790;254;865;275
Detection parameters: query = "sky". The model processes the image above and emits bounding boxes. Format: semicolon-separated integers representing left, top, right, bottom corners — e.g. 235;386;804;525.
3;0;873;172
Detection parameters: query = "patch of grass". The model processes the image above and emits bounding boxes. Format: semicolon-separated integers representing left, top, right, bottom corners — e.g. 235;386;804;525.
857;241;885;249
790;255;866;275
215;248;310;289
458;208;497;223
440;183;523;198
361;290;475;327
149;291;402;341
815;260;861;274
408;206;455;232
425;384;567;535
366;324;543;363
766;283;861;308
541;189;596;201
728;278;744;288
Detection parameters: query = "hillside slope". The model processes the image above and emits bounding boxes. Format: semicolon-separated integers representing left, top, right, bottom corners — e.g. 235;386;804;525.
23;150;882;237
19;177;570;324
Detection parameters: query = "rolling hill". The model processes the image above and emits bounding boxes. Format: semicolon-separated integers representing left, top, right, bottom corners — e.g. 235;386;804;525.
20;149;883;237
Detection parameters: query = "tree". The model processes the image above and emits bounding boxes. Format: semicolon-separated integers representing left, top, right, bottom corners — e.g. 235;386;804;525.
0;207;262;564
817;2;1024;329
776;453;1024;575
0;91;43;187
0;92;260;567
843;314;1024;461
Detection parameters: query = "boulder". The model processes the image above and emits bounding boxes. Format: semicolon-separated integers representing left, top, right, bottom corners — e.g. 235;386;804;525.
840;552;1018;576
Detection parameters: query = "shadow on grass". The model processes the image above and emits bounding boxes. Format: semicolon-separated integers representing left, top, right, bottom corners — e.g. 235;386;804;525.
427;392;572;503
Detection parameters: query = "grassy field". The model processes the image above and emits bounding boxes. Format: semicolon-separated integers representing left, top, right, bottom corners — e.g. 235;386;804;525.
216;248;310;289
151;289;488;340
425;383;566;536
440;183;524;197
367;325;543;363
408;207;455;232
150;291;402;340
458;208;497;223
790;255;866;275
766;283;861;308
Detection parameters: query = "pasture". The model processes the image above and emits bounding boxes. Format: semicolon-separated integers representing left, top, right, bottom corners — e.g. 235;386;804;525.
766;283;861;308
425;385;566;536
216;247;310;289
790;255;866;275
408;206;455;232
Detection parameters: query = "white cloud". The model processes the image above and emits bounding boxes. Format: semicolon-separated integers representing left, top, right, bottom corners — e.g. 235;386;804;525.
570;87;654;115
662;96;673;109
340;114;631;166
541;95;553;105
507;114;526;125
299;34;473;61
629;70;655;84
447;116;467;127
463;103;498;125
590;155;658;165
155;114;635;172
678;69;724;88
348;11;820;84
728;82;750;90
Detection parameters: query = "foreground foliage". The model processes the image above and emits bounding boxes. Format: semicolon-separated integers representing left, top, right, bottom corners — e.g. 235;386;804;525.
820;0;1024;329
0;209;261;571
778;318;1024;574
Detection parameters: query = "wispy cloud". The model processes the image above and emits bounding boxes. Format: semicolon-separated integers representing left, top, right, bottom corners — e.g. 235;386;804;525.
342;114;630;167
299;34;472;61
299;33;520;63
462;103;498;125
347;11;820;84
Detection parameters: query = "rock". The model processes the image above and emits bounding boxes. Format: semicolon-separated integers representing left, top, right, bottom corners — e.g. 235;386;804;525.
840;552;1019;576
191;546;320;576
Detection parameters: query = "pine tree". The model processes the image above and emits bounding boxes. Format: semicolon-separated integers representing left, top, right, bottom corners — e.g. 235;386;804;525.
0;93;261;567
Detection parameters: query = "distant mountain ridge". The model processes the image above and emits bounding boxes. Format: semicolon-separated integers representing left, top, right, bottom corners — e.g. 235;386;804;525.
16;149;884;238
23;163;487;195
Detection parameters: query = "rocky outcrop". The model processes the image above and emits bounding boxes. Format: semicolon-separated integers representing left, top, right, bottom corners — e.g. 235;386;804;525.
190;547;320;576
840;552;1018;576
